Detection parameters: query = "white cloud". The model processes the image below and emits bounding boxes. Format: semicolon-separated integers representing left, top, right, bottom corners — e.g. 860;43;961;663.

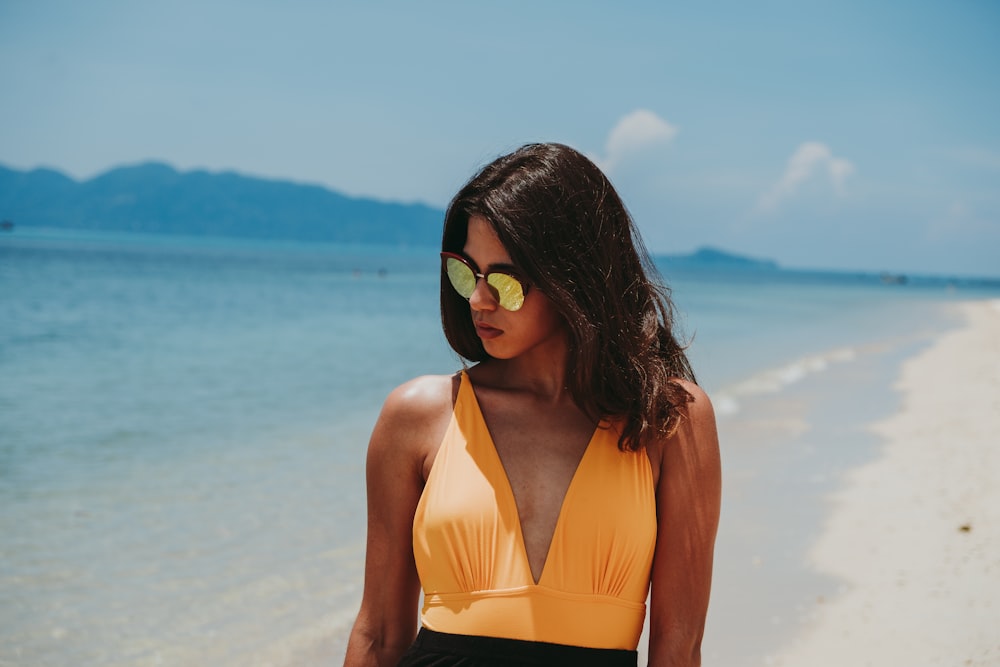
757;141;855;213
593;109;678;173
828;157;854;195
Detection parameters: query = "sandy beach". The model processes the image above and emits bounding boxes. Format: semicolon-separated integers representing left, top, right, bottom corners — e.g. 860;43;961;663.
765;299;1000;667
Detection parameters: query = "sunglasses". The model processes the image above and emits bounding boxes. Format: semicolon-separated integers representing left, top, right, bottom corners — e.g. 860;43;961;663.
440;252;531;312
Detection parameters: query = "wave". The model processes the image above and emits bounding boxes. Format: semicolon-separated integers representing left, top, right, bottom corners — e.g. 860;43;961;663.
712;346;858;418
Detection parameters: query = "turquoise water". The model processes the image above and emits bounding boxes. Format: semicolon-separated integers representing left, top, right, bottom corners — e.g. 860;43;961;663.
0;228;994;665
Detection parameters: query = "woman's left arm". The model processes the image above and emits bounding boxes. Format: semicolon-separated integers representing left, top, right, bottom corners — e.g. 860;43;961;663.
647;382;722;667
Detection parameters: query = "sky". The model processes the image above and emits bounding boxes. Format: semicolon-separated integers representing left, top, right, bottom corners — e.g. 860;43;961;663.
2;0;998;277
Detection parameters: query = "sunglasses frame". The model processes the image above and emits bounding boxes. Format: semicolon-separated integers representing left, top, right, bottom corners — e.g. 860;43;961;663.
440;251;532;312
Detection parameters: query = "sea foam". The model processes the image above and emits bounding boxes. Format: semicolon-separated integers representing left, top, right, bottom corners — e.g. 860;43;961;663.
713;347;857;418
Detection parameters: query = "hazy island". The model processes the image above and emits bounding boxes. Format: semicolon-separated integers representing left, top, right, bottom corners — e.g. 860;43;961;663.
0;162;778;270
0;162;443;247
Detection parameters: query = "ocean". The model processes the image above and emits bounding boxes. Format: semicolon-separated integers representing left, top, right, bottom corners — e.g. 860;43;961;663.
1;228;995;666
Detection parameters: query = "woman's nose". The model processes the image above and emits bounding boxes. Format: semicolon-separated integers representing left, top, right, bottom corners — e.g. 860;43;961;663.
467;277;497;312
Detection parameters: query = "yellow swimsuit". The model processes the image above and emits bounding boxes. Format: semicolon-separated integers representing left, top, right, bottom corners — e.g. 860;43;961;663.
412;372;657;650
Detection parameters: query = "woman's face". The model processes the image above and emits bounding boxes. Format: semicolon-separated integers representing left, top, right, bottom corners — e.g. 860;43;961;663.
461;215;567;361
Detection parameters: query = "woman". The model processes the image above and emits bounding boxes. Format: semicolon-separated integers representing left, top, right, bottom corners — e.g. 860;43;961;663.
344;143;721;666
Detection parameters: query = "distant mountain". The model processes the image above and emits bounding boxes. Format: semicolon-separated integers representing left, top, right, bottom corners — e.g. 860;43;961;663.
0;163;779;269
0;162;445;247
659;246;779;270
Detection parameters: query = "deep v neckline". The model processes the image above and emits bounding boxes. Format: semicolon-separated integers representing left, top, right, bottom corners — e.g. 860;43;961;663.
463;373;599;586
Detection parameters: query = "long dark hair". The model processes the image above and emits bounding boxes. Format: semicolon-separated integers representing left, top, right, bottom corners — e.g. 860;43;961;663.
440;143;695;451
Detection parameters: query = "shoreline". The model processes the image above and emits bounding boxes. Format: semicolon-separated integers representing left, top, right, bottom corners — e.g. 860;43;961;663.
701;307;932;666
766;299;1000;666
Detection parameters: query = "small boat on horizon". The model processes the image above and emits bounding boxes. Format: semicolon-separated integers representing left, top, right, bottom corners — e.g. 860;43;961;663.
879;272;908;285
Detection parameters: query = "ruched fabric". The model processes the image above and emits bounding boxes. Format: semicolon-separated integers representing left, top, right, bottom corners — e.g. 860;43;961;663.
412;372;657;650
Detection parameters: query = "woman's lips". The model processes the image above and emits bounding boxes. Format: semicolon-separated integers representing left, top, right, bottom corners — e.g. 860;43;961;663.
475;322;503;340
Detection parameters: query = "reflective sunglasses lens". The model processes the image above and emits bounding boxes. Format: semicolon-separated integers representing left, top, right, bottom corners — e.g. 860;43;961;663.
445;257;476;298
488;273;525;311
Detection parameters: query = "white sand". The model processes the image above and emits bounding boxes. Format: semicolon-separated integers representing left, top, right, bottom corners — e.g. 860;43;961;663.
767;300;1000;667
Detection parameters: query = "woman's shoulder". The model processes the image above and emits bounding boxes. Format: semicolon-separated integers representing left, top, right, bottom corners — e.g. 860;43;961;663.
671;378;715;423
367;373;461;477
668;378;718;448
379;373;460;426
647;379;720;478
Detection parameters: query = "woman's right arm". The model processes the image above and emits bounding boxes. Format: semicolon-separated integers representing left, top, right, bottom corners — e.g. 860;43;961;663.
343;376;453;666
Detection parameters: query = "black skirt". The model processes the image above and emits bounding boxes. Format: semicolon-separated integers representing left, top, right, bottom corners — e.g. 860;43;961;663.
397;628;638;667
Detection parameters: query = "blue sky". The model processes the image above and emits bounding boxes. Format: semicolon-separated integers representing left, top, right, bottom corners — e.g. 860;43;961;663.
2;0;998;276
